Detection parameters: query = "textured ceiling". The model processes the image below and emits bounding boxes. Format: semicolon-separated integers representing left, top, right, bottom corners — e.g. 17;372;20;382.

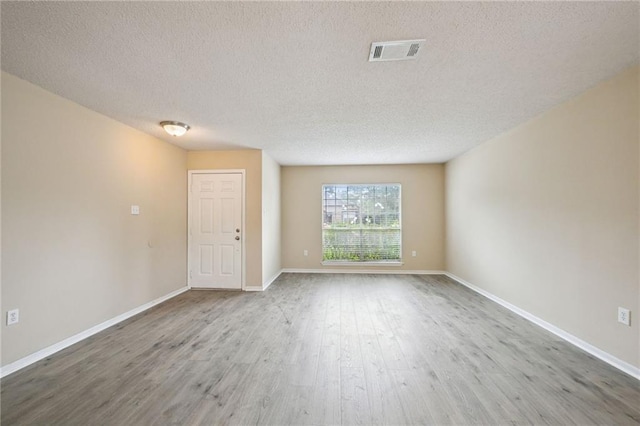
2;2;638;165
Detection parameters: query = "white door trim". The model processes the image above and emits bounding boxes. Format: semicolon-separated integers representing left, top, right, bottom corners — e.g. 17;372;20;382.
188;169;246;291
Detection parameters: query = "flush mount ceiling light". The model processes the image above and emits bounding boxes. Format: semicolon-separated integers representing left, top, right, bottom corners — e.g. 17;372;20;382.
160;121;190;137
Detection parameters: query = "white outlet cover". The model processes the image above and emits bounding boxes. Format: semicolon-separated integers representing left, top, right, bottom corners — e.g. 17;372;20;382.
7;309;19;325
618;307;631;326
131;205;140;215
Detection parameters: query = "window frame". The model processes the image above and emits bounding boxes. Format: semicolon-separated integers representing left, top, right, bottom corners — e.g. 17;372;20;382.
321;183;403;266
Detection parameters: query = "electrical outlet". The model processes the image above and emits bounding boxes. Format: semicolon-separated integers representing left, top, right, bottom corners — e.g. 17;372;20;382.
618;307;631;326
7;309;19;326
303;250;308;256
411;250;417;257
131;205;140;215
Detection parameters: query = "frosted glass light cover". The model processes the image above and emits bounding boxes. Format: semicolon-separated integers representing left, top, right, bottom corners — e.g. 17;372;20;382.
160;121;190;137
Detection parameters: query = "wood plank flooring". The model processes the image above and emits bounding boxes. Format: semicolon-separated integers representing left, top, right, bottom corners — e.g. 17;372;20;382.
2;273;639;425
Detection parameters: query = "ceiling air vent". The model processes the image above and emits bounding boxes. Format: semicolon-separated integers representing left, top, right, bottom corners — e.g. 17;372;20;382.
368;39;425;62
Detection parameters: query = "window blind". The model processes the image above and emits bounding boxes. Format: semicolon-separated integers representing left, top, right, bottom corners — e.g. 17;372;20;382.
322;184;401;262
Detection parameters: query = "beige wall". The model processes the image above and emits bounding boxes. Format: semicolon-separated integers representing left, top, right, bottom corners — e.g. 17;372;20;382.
262;152;282;286
282;164;445;271
187;150;263;287
446;66;639;368
1;72;188;366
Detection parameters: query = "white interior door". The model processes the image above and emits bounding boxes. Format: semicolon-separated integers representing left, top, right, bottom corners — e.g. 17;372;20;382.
189;172;243;289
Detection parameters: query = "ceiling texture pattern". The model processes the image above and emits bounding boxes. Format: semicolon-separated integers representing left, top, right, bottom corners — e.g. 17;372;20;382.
2;1;638;165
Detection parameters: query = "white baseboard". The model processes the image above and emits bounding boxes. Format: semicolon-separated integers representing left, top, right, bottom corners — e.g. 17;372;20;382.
245;269;284;292
282;268;446;275
244;286;263;292
262;269;283;291
0;286;189;378
444;272;640;380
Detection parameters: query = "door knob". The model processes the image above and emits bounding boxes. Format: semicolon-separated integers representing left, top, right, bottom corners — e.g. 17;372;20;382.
235;236;240;240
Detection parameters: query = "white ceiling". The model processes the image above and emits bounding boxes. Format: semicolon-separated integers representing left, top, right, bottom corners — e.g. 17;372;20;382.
2;2;638;166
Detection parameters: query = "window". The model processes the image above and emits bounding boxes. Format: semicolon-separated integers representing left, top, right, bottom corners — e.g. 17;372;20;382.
322;184;401;263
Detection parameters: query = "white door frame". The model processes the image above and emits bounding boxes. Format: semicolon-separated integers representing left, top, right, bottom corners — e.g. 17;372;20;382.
188;169;246;291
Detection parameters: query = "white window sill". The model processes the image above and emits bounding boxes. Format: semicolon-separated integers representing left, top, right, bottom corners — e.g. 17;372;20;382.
321;261;404;267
